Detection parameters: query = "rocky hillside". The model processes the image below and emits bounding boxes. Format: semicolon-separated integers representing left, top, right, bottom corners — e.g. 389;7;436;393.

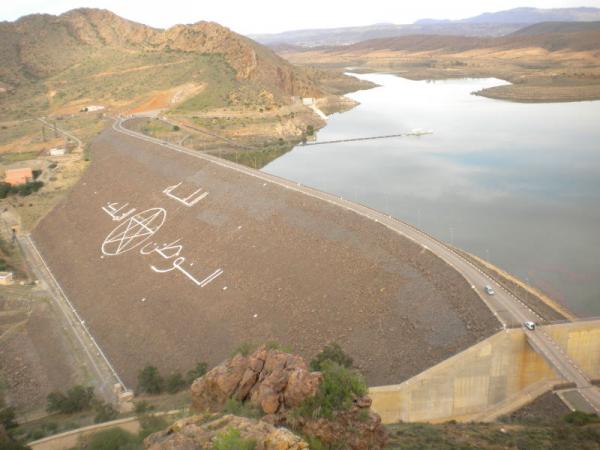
150;345;388;450
0;8;324;118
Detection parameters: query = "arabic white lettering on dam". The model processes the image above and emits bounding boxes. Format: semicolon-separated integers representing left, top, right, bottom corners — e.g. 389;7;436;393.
100;182;223;287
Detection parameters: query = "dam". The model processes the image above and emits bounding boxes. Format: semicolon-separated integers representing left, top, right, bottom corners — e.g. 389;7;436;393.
31;118;498;389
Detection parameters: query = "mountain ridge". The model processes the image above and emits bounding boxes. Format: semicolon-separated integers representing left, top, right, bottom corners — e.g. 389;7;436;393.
0;7;323;117
250;7;600;47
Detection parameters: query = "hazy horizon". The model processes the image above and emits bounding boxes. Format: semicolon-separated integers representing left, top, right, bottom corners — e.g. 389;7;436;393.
2;1;600;34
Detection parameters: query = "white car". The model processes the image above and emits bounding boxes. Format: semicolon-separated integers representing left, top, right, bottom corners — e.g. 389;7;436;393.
484;285;495;295
524;321;536;331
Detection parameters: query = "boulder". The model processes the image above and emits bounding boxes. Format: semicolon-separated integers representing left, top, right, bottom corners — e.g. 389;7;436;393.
191;346;321;415
144;414;308;450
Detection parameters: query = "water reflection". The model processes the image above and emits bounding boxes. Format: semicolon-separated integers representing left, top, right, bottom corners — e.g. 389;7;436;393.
263;74;600;316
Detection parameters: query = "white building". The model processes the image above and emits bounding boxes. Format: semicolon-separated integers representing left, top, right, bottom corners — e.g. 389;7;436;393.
302;97;315;106
0;272;14;285
49;147;66;156
82;105;105;112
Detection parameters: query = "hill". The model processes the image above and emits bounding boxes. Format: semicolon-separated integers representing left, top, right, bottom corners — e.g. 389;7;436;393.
510;20;600;36
278;26;600;103
0;8;327;120
458;6;600;24
341;28;600;54
250;23;523;47
250;7;600;47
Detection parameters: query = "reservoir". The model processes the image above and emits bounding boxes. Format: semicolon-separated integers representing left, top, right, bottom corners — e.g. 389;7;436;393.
263;73;600;316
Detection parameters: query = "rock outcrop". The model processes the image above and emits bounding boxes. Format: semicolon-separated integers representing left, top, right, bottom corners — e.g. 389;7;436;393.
190;346;388;450
145;414;308;450
191;346;322;415
295;398;388;450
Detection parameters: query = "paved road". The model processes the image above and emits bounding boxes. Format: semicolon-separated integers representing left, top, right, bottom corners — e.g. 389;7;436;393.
114;117;600;413
17;234;127;403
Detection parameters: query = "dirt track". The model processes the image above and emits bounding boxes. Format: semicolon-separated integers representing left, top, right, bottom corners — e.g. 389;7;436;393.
32;123;499;387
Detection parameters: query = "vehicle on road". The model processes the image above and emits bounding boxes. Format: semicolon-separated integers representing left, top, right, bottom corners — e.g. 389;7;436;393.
484;285;495;295
524;321;536;330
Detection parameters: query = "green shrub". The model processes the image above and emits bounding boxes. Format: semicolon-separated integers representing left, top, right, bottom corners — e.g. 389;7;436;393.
85;428;139;450
265;341;293;353
304;435;329;450
93;401;119;423
294;361;367;419
0;182;11;199
172;125;180;131
46;385;95;414
212;427;256;450
222;399;262;419
563;411;600;426
138;414;168;440
230;342;256;358
186;362;208;385
165;373;186;394
310;343;353;371
0;406;17;429
134;400;154;415
137;365;164;394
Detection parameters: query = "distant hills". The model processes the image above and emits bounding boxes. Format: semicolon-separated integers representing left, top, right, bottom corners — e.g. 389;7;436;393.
337;23;600;54
250;7;600;47
444;6;600;24
0;8;323;118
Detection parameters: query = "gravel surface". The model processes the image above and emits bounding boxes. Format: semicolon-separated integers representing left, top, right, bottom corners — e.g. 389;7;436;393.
504;392;571;423
32;125;499;388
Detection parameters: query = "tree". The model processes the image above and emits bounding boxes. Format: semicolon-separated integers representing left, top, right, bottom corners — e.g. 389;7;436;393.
0;407;17;429
46;385;95;414
137;365;164;394
93;401;118;423
0;182;10;199
186;362;208;385
172;125;180;131
165;372;186;394
310;343;354;372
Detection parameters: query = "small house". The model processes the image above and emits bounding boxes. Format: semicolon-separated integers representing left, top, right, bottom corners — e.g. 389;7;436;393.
4;168;33;186
0;272;13;285
302;97;315;106
49;147;66;156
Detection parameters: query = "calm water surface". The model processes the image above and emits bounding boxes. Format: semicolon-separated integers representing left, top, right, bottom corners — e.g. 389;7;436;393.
263;73;600;316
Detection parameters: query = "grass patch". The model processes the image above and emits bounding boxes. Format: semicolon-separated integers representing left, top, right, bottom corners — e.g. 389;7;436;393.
222;399;262;420
0;151;40;164
212;427;257;450
230;342;257;358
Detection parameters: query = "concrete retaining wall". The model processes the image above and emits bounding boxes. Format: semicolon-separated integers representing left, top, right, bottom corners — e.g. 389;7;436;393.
369;329;561;423
29;417;141;450
544;319;600;380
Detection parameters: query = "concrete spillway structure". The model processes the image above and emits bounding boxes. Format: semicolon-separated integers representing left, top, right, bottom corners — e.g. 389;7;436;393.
370;319;600;423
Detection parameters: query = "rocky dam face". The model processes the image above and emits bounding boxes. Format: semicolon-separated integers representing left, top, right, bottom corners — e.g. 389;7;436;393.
32;121;499;387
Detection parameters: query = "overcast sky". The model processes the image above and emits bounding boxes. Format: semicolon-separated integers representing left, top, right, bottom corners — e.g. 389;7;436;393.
2;0;600;34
